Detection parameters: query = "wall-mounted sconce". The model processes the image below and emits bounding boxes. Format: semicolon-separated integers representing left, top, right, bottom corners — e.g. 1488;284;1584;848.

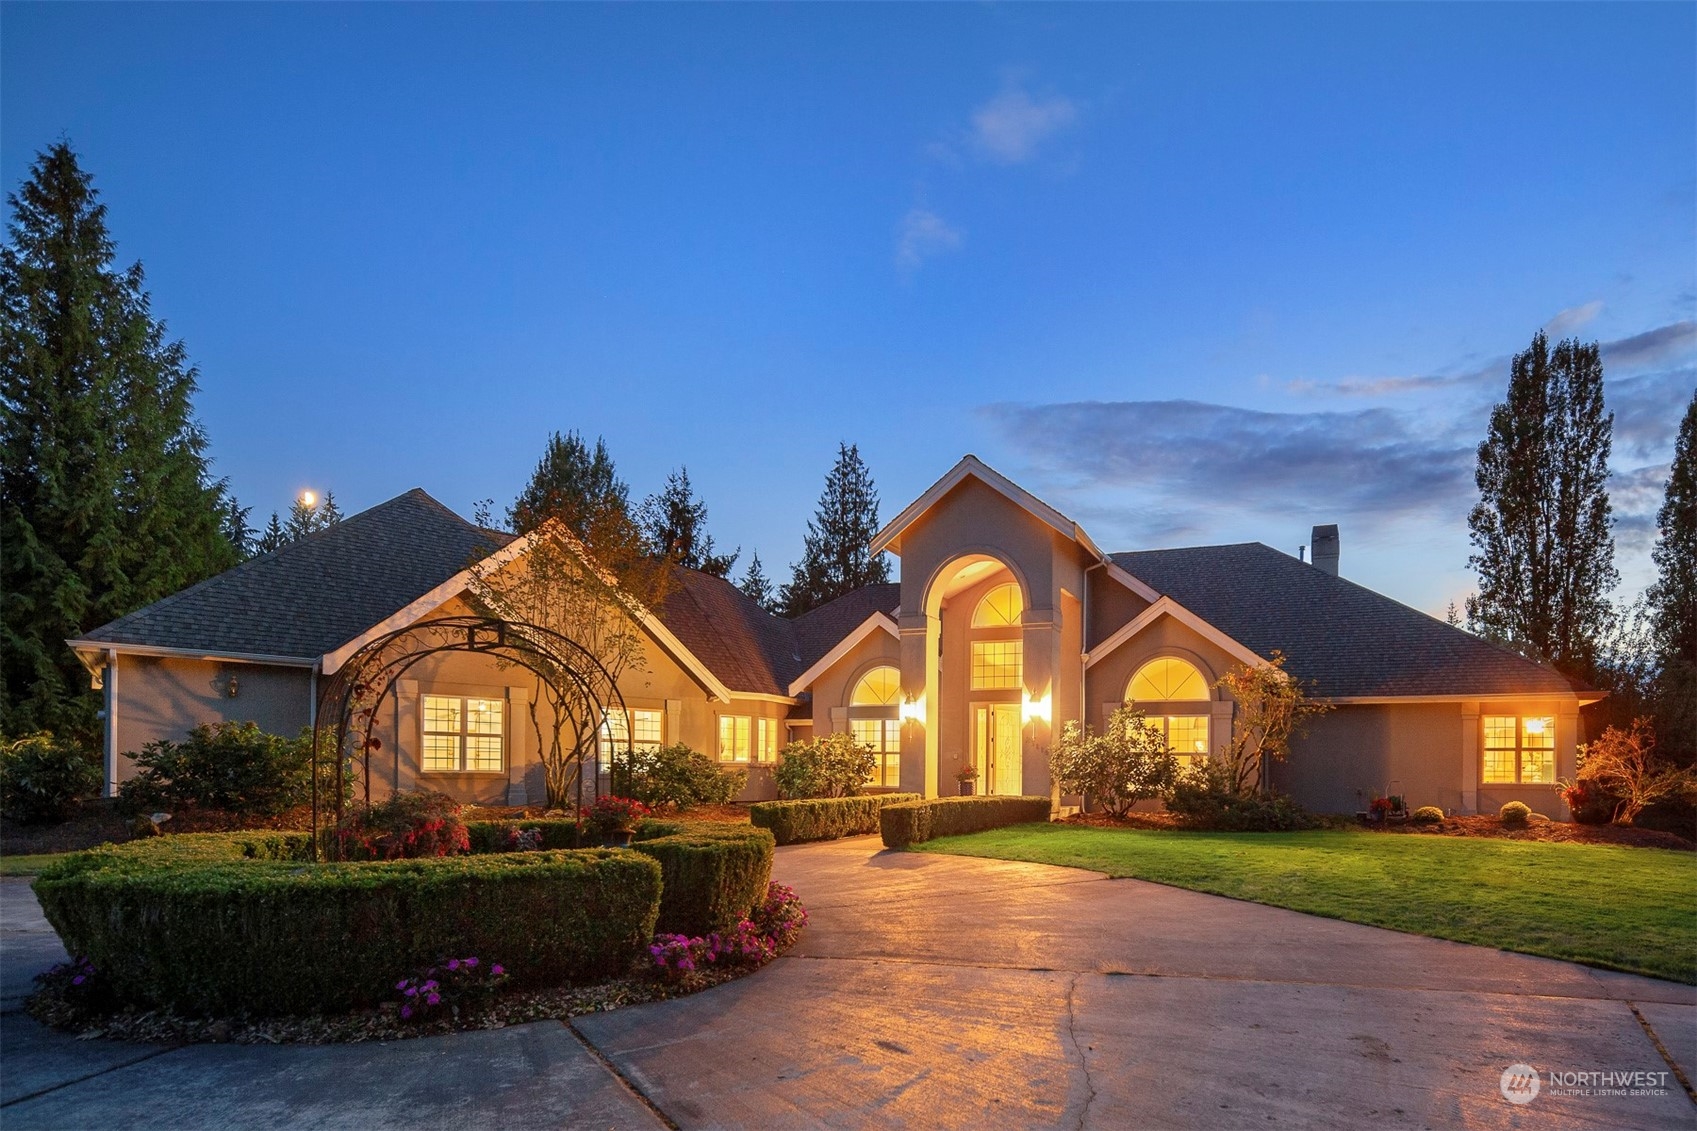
226;674;240;699
1022;690;1051;725
899;695;926;724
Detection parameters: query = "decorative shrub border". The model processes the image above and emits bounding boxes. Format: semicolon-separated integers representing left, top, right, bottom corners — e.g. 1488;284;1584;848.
34;834;661;1016
631;822;775;935
749;794;922;845
880;796;1053;848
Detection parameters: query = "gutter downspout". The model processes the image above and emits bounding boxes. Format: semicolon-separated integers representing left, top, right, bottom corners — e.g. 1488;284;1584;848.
104;648;119;798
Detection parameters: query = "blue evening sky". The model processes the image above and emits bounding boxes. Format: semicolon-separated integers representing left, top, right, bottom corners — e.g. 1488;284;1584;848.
4;3;1693;614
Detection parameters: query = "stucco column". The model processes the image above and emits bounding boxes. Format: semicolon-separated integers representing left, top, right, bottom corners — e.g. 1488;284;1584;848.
1209;700;1234;761
900;611;936;797
1022;608;1057;800
507;685;531;806
1459;703;1480;814
1557;700;1580;820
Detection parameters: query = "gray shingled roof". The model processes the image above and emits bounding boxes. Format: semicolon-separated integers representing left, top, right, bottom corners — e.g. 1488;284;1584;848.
790;583;901;673
1109;543;1582;698
658;570;800;697
74;489;511;659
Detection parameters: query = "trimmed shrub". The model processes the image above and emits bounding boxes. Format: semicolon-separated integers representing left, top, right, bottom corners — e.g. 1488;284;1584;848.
750;794;921;845
1500;800;1532;826
1;732;103;823
465;818;583;853
625;744;746;810
34;835;661;1016
880;796;1052;848
631;822;775;935
1167;764;1319;831
774;733;876;799
330;791;469;860
1412;805;1444;824
117;722;333;818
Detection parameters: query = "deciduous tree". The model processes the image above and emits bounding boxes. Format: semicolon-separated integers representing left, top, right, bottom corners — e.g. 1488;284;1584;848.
1213;652;1330;794
1466;332;1618;679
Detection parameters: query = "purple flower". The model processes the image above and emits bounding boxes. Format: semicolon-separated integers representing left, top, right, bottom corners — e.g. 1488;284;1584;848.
72;975;85;986
491;964;504;976
447;959;460;971
405;986;417;996
401;1005;412;1019
464;957;479;968
395;979;408;991
426;993;441;1006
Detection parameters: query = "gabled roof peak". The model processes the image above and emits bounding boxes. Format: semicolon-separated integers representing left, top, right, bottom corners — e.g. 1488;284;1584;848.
870;454;1104;559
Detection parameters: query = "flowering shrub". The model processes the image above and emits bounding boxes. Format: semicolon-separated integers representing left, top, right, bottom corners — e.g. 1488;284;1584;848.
35;956;111;1009
394;955;510;1021
502;826;545;852
333;791;470;860
586;796;648;838
752;882;808;949
648;881;807;981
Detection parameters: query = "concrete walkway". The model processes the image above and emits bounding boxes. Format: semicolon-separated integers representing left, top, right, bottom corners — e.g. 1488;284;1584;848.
3;839;1694;1129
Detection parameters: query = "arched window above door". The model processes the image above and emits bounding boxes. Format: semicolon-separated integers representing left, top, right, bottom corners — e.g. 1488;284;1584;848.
851;665;901;707
972;582;1023;628
1126;656;1209;702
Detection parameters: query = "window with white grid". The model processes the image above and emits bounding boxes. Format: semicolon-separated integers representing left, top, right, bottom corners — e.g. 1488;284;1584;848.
421;694;504;773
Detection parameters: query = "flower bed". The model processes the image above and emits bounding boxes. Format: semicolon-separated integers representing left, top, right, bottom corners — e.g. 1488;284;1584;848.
879;795;1053;848
749;794;921;845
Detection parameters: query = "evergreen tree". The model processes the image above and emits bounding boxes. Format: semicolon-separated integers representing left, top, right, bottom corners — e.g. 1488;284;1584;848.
639;467;738;577
508;431;630;539
738;550;774;610
318;490;344;527
778;443;891;617
1465;332;1617;679
1647;389;1697;763
220;496;254;560
284;493;319;542
255;511;287;555
1;142;238;740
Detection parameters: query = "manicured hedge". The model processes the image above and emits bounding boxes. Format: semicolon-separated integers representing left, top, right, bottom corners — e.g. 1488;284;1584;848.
34;835;661;1017
880;796;1053;848
464;818;583;852
750;794;922;845
630;822;774;935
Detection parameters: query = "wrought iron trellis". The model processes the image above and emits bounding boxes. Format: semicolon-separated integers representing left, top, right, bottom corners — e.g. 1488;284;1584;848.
310;615;632;859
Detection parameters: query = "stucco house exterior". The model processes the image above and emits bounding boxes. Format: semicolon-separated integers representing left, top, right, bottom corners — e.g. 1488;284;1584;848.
68;455;1598;817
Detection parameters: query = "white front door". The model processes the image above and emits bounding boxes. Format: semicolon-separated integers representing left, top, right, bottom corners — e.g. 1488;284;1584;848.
974;703;1023;796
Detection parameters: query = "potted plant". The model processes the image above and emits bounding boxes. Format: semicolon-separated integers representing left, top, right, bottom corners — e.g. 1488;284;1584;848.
1367;795;1392;822
955;763;979;796
587;796;649;847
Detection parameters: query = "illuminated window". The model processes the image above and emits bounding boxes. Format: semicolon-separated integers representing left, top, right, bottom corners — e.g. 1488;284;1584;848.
972;583;1023;628
1482;715;1555;784
851;718;902;788
422;694;504;773
970;640;1023;690
600;708;663;756
718;715;751;763
1156;715;1211;771
756;718;777;764
1127;657;1210;702
851;666;902;706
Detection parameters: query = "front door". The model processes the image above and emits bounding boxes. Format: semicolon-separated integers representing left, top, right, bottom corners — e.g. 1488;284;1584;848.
974;703;1023;795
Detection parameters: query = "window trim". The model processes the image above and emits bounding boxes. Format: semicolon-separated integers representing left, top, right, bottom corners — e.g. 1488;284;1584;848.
1481;714;1556;785
718;714;753;763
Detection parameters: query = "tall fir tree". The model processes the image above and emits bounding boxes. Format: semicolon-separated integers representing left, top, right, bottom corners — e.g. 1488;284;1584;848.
255;511;288;555
639;467;738;577
508;431;630;539
778;442;891;617
220;496;254;560
738;550;774;610
1647;389;1697;763
1;142;238;740
282;489;342;542
1465;332;1618;679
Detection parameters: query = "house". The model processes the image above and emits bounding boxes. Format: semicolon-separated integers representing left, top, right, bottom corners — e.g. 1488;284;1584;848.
68;455;1598;817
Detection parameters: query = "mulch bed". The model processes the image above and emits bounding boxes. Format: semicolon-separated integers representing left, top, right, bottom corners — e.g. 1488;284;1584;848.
1367;814;1694;851
27;955;775;1046
461;802;753;825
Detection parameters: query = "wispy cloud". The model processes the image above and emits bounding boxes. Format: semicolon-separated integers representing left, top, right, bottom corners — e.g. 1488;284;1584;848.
970;84;1078;165
895;207;963;273
1545;301;1604;336
1600;320;1696;370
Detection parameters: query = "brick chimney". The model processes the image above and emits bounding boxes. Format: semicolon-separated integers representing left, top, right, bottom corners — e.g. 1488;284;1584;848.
1311;524;1339;576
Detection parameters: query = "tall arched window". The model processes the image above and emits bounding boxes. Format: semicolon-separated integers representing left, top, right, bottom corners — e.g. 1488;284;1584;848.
1125;657;1211;768
970;583;1023;690
849;665;901;787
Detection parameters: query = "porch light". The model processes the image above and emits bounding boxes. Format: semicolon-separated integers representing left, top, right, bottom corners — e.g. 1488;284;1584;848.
1022;690;1051;724
899;695;926;724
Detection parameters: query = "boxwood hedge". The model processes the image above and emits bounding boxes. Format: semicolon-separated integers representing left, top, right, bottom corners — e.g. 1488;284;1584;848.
33;834;661;1017
749;794;922;845
630;822;774;934
879;796;1053;848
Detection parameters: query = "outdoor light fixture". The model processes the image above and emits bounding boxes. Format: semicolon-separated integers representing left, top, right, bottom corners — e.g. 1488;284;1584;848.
899;695;926;724
226;674;239;698
1022;690;1051;724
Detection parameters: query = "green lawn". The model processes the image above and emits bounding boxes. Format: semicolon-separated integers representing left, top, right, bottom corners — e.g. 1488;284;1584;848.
919;824;1697;983
0;853;70;876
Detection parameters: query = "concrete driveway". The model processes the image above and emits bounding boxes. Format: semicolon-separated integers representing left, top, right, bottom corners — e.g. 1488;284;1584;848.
3;837;1693;1129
